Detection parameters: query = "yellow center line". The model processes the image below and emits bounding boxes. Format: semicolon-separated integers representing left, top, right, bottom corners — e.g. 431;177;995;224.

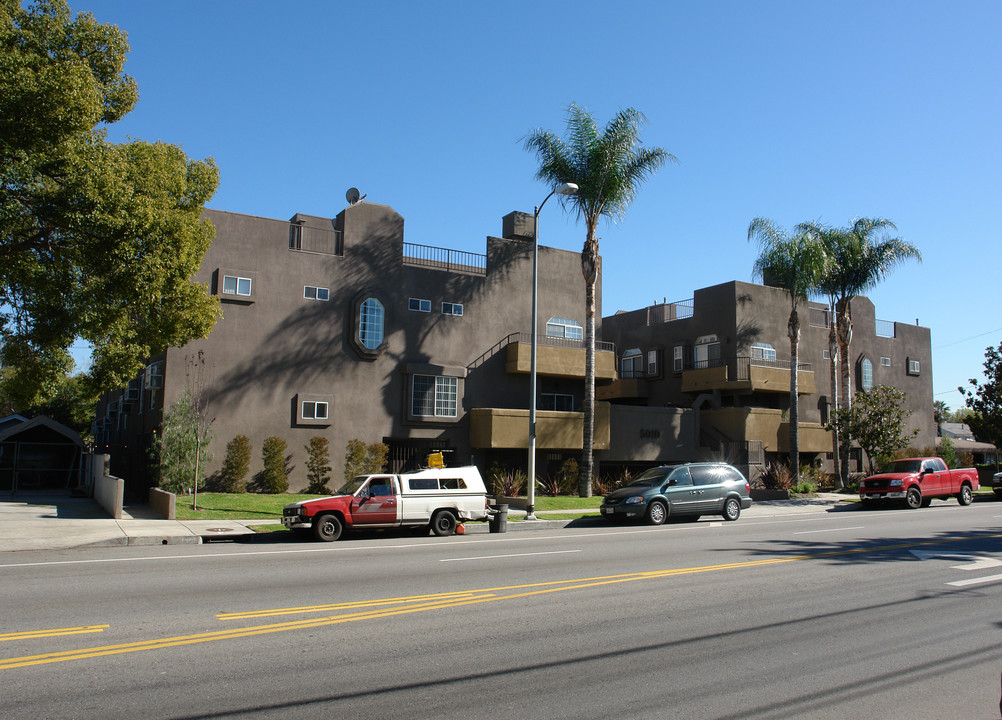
4;532;999;671
0;625;109;643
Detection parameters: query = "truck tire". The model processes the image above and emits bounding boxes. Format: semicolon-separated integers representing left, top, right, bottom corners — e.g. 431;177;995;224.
313;514;343;542
994;489;1002;500
957;484;973;506
431;510;457;536
905;487;922;510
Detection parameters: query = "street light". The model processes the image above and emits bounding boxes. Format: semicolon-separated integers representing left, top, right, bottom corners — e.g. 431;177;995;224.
526;181;578;520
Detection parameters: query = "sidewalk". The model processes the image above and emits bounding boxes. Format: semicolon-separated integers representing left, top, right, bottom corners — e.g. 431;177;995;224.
0;494;854;553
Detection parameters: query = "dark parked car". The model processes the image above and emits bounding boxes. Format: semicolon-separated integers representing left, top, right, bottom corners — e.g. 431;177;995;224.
601;463;752;524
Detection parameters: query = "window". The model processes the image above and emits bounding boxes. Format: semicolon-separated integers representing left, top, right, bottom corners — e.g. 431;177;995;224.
860;357;873;391
546;317;583;340
541;393;574;411
751;342;776;361
302;400;328;420
412;375;458;417
144;362;164;389
359;298;384;349
694;335;720;368
621;348;643;378
409;298;431;313
908;358;921;375
222;275;252;296
441;302;464;316
881;356;891;367
304;286;329;301
823;349;831;360
647;350;658;377
673;346;684;372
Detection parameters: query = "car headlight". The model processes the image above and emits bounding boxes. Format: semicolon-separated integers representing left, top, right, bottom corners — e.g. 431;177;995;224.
625;496;646;504
889;478;904;487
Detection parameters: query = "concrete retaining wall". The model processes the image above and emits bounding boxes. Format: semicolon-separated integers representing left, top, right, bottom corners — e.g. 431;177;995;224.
90;454;123;519
149;488;176;520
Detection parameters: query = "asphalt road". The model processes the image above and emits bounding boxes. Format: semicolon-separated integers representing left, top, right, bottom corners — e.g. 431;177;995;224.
2;500;1001;719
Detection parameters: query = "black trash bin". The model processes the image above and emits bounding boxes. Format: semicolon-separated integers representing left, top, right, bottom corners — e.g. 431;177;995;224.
488;504;509;533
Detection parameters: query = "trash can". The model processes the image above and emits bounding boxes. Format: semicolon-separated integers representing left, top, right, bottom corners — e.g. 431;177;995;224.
488;504;508;533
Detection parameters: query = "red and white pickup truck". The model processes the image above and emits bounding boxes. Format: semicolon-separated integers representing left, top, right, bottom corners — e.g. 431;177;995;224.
859;457;979;509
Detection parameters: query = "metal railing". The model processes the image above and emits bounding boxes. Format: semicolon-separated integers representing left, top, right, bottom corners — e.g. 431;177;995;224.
466;332;616;370
875;319;896;338
648;298;694;324
402;242;486;275
289;224;344;256
809;307;830;327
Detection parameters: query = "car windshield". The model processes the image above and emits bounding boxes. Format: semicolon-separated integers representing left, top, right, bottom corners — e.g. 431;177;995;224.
880;460;921;473
334;476;370;495
627;467;671;487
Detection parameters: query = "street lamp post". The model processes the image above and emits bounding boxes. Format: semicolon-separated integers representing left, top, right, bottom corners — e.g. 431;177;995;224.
526;182;578;520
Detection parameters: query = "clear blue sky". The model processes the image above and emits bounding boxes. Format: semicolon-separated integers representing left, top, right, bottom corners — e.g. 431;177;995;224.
77;0;1001;413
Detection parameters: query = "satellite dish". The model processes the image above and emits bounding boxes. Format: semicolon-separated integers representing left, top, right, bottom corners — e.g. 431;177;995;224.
346;188;361;205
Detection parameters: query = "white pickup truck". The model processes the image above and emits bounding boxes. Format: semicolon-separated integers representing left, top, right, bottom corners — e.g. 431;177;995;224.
282;465;490;541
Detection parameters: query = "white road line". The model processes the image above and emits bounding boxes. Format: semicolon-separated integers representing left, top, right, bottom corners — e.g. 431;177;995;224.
793;526;864;535
440;550;582;563
947;573;1002;587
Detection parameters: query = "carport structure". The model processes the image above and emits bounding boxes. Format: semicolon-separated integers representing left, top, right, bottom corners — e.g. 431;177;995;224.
0;415;84;495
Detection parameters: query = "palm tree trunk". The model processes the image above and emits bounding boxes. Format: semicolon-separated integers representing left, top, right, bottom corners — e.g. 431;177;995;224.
837;298;852;482
579;231;599;497
788;304;800;483
828;310;842;488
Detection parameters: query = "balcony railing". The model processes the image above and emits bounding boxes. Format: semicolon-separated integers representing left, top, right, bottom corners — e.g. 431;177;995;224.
648;298;694;324
683;356;811;380
289;224;344;256
875;319;896;338
513;332;615;353
403;242;486;275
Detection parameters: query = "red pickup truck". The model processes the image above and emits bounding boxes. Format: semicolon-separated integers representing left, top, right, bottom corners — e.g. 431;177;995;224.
859;457;979;509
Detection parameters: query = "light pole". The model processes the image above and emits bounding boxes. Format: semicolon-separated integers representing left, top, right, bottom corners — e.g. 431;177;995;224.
526;182;577;520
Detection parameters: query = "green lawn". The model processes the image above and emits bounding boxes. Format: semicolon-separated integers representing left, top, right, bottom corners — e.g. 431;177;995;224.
171;492;605;522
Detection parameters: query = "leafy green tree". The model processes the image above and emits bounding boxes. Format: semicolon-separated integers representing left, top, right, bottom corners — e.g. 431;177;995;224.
24;372;98;441
0;0;220;408
749;218;827;482
938;436;958;468
261;436;289;494
344;439;388;481
220;435;252;493
158;389;212;495
828;385;918;475
524;103;674;496
305;436;332;494
959;341;1002;450
805;219;921;484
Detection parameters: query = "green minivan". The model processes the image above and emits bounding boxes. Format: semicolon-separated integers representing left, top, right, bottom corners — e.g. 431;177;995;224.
600;462;752;524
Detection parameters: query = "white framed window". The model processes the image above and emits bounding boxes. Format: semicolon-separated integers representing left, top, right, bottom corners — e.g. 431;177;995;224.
359;298;384;349
860;357;874;391
908;358;921;374
304;286;329;301
751;342;776;361
546;317;583;340
621;348;643;379
412;375;458;417
144;362;164;389
302;400;329;420
694;334;720;368
409;298;431;313
647;350;658;377
541;393;574;411
673;346;684;372
222;275;252;296
881;356;891;367
823;349;831;360
441;302;463;316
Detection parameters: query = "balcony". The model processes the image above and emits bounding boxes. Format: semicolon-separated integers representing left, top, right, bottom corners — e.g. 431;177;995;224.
597;377;650;401
505;334;618;380
469;404;611;450
402;242;487;276
701;407;831;453
681;357;814;395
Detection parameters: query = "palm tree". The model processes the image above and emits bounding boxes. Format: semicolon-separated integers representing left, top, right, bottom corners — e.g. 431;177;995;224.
524;104;674;496
806;218;921;483
748;218;827;482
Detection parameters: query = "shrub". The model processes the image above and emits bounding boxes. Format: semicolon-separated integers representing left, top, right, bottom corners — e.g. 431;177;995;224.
305;436;332;494
938;437;958;468
344;439;388;481
261;436;289;494
487;463;525;497
799;462;832;491
790;479;817;494
220;435;252;492
760;461;793;491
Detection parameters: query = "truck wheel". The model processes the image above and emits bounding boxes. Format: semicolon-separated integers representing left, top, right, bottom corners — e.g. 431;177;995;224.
431;510;457;536
957;484;973;506
722;497;741;521
994;489;1002;500
905;487;922;510
313;514;343;542
921;496;932;508
646;501;668;525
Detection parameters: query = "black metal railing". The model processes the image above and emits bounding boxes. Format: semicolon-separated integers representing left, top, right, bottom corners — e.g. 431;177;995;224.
402;242;486;275
289;224;344;256
648;298;694;324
